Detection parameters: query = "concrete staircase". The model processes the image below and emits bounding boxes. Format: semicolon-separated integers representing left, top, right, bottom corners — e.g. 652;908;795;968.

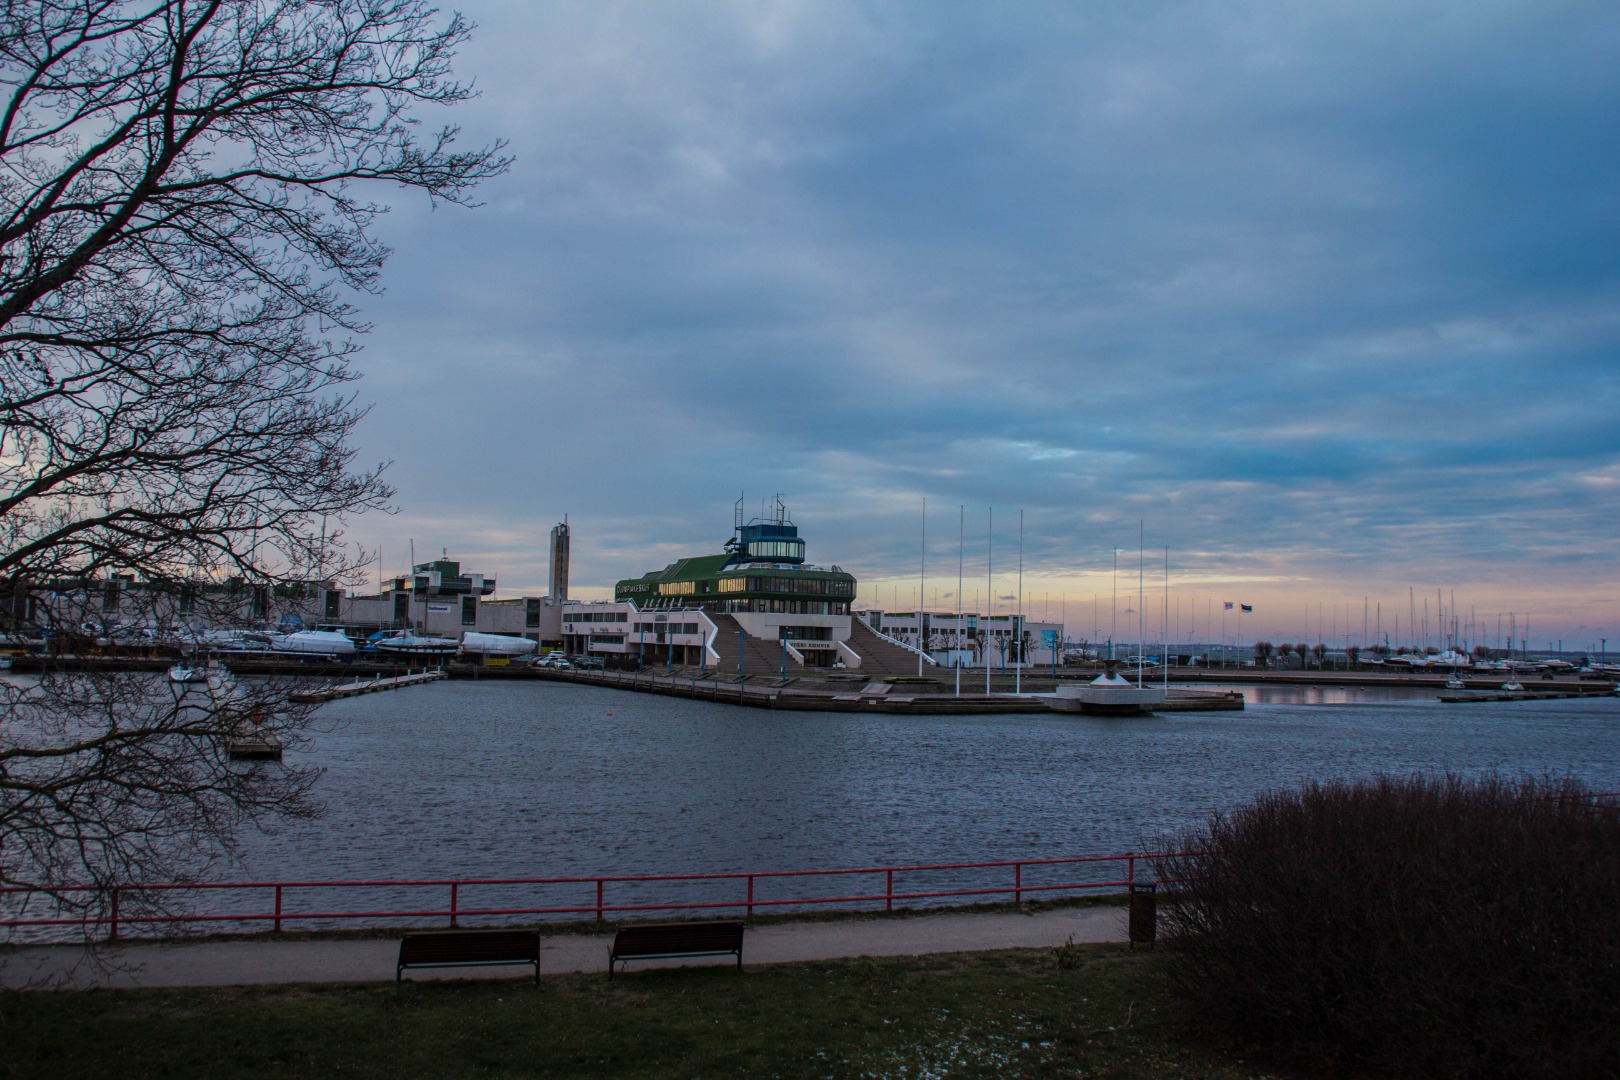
703;613;790;676
845;619;935;678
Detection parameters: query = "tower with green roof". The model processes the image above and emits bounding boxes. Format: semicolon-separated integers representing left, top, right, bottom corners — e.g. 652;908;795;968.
614;496;856;617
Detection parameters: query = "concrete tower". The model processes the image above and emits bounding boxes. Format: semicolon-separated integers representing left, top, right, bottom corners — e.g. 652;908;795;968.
549;519;570;602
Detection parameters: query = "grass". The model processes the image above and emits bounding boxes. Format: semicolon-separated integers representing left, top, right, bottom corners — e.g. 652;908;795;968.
1;944;1284;1079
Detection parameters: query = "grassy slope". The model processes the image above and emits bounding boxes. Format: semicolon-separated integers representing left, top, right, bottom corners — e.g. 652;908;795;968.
2;945;1284;1079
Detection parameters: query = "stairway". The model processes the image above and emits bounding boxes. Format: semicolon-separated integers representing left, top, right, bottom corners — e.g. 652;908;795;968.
844;619;935;677
703;613;790;676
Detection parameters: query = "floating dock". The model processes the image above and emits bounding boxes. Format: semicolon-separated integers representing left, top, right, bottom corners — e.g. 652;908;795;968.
226;733;283;761
288;669;445;703
1439;688;1614;703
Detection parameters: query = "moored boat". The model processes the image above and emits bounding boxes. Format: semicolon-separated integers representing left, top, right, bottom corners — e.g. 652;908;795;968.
367;629;459;656
460;632;538;658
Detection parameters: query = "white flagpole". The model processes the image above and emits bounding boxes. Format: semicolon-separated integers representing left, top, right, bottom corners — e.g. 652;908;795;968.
957;505;963;697
1016;509;1023;696
919;497;925;677
1137;520;1144;688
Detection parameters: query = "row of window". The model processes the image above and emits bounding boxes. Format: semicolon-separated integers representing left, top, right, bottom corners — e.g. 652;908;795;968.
721;600;850;615
567;610;629;623
633;622;700;635
746;540;804;559
720;576;854;596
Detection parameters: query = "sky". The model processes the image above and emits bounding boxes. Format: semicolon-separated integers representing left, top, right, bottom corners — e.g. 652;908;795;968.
337;1;1620;650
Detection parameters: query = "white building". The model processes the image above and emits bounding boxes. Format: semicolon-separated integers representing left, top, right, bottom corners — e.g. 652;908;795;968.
859;610;1066;667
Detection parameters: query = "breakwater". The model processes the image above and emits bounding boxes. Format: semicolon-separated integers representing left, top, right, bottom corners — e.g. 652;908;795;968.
517;666;1241;713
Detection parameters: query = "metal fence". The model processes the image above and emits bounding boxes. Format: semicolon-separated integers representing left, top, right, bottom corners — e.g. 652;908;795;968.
1;851;1162;941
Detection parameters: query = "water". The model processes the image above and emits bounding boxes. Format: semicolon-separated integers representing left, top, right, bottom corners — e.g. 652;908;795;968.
242;680;1619;887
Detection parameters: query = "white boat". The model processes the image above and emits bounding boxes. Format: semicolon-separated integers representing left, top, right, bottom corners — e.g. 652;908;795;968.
459;632;538;657
168;662;206;684
367;630;459;656
1501;680;1525;693
272;629;356;658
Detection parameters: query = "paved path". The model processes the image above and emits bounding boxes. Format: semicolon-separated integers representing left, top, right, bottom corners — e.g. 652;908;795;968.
1;907;1127;990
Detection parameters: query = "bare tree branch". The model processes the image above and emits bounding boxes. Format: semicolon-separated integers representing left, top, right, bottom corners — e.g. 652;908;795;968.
1;0;509;937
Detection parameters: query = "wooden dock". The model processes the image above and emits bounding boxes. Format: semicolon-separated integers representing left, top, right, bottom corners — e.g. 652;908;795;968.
1439;688;1615;703
227;733;284;760
288;670;446;703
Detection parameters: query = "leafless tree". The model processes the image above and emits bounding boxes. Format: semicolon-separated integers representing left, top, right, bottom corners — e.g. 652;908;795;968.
1;0;507;941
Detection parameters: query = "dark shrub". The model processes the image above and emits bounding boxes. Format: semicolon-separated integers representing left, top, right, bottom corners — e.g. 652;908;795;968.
1156;774;1620;1078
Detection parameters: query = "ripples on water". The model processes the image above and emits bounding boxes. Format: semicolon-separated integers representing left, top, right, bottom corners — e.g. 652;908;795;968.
242;681;1619;893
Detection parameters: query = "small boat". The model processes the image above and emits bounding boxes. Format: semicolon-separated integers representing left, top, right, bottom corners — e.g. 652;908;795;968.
168;662;206;684
460;632;539;658
272;629;357;658
367;629;459;656
1445;676;1467;690
1501;680;1525;693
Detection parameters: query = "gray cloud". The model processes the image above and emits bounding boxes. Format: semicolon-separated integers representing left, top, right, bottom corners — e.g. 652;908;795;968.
338;1;1620;641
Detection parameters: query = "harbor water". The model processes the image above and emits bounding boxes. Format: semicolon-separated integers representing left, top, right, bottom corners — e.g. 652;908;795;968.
223;679;1619;922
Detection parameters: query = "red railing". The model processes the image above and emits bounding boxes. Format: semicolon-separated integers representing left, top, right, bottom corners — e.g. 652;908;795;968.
0;851;1161;941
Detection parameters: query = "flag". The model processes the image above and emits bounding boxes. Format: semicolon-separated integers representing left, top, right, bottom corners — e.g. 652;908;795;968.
1223;601;1234;610
1241;604;1253;613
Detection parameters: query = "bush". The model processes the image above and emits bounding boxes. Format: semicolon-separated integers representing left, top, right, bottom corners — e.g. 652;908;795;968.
1155;774;1620;1078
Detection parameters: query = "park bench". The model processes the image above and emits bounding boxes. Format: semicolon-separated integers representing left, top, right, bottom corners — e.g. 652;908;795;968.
608;920;745;979
396;928;541;985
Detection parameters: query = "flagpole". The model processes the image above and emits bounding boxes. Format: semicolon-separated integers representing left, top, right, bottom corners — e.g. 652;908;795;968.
956;504;963;697
986;508;992;697
1016;509;1024;696
919;497;925;678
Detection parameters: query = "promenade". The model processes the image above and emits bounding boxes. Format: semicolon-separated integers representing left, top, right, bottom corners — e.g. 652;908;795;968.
0;905;1126;990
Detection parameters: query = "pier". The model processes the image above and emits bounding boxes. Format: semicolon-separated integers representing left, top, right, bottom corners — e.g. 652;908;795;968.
1438;687;1611;703
287;670;446;703
519;666;1242;714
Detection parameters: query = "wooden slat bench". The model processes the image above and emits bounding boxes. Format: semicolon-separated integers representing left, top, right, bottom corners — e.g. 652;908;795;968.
397;929;541;985
608;920;745;979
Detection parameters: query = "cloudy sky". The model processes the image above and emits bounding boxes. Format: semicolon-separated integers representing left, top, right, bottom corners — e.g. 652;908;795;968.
341;1;1619;649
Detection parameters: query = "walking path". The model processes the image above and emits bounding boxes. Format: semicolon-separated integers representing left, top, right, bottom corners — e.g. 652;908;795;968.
1;906;1127;990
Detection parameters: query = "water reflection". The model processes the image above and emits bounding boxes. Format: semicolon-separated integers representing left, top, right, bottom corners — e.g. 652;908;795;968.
1177;682;1443;706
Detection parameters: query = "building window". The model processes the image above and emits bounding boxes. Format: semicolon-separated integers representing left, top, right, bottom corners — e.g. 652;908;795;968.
461;595;477;625
747;540;805;560
325;590;342;620
525;597;540;628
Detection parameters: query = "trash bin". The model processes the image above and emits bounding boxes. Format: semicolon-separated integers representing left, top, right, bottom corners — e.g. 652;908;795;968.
1128;878;1157;947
